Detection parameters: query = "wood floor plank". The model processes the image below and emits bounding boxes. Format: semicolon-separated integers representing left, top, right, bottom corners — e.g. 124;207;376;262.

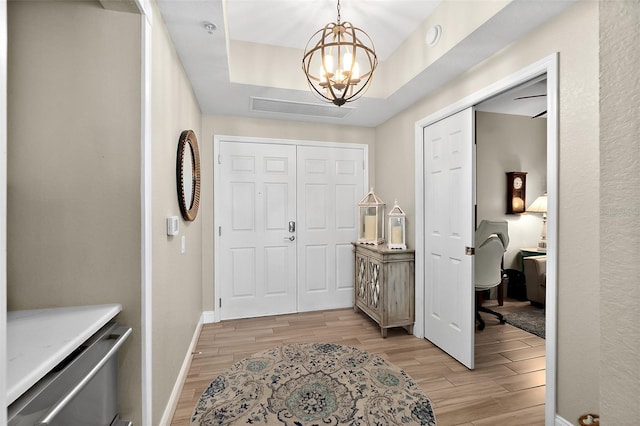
506;356;547;374
433;398;503;425
495;385;545;411
428;381;510;408
170;302;546;426
501;345;547;362
495;370;546;392
444;364;517;386
471;403;545;426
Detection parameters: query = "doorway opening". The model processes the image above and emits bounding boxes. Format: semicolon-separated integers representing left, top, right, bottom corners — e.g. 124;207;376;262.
414;54;558;422
474;76;548;339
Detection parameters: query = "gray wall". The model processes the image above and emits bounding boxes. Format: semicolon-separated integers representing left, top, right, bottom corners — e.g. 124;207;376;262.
599;1;640;423
150;2;203;423
476;111;547;270
7;1;142;422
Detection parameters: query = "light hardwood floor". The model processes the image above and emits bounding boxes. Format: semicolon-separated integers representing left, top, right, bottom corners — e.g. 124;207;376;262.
171;301;545;426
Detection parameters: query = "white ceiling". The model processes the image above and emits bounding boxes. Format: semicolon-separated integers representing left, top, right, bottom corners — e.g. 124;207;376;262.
156;0;574;127
477;78;548;119
225;1;440;62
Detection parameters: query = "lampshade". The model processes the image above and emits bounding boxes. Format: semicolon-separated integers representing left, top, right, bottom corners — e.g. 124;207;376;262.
302;0;378;106
526;193;547;213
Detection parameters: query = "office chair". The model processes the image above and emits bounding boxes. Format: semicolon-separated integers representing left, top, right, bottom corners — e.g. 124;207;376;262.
475;220;509;330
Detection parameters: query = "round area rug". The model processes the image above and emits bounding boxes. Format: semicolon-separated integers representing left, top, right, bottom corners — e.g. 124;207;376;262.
191;342;436;425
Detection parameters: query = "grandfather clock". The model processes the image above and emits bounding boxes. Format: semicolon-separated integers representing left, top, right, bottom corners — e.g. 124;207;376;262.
506;172;527;214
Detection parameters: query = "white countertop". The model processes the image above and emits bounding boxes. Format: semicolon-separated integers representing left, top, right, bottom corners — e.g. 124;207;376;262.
7;304;122;405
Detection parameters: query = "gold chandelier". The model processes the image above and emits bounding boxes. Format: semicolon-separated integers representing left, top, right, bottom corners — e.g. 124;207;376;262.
302;0;378;106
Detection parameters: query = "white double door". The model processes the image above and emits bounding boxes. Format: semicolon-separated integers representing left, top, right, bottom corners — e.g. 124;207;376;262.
218;141;365;320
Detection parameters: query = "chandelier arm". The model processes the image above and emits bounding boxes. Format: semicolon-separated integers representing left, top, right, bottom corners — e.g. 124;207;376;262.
344;76;372;100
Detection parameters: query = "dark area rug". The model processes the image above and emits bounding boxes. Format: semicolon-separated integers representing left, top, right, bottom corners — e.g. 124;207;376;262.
191;342;436;425
505;309;545;338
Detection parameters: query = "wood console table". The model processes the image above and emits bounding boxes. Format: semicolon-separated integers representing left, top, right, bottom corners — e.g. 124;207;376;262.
353;243;415;337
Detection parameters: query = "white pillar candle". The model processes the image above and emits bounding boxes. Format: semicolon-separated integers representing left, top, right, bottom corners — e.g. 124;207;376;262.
391;225;402;244
364;215;376;240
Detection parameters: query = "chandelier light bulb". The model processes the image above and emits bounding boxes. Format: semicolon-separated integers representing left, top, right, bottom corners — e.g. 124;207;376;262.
343;52;353;69
351;62;360;80
323;54;334;75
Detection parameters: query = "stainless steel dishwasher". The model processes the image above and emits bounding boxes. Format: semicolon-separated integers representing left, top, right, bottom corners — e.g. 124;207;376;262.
8;321;132;426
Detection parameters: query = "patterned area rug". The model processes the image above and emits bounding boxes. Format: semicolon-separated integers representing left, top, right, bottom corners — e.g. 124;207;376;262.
191;342;436;425
505;309;545;338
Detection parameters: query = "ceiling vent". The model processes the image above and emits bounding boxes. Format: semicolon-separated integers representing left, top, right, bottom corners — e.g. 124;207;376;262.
250;97;355;119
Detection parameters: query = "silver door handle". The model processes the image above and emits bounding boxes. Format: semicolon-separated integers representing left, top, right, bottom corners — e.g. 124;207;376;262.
284;235;295;241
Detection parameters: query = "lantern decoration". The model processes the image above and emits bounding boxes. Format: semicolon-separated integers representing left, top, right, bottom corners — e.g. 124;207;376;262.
358;188;385;245
387;199;407;250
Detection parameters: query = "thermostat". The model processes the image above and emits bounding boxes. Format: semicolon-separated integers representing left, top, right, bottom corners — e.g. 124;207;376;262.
167;216;179;236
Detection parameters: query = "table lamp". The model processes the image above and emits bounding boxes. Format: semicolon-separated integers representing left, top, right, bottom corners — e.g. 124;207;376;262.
527;192;548;252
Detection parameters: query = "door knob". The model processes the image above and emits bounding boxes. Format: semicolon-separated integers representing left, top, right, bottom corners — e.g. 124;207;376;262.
284;235;295;241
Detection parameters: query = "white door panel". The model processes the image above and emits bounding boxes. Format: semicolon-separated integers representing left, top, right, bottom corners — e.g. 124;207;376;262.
423;108;475;369
297;146;364;312
219;142;297;319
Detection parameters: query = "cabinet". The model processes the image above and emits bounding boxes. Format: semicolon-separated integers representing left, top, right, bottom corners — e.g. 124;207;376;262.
353;243;415;337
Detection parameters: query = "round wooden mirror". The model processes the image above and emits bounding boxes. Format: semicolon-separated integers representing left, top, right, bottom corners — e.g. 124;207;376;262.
177;130;201;221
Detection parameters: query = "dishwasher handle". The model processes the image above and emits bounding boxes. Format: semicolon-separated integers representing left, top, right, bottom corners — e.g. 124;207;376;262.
36;326;132;426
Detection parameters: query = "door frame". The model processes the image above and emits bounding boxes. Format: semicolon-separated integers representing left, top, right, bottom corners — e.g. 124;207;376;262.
213;135;369;323
1;4;7;424
414;53;558;424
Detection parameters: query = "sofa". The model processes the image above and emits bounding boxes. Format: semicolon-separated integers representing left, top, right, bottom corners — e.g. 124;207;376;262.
524;255;546;306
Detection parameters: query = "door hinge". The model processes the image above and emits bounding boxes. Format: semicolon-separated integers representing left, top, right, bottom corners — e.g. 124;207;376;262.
218;226;222;237
219;298;222;308
465;246;475;256
363;160;366;170
218;154;222;164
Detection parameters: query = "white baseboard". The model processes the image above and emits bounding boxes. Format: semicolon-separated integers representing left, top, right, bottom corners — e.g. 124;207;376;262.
555;414;574;426
202;310;215;324
158;313;205;426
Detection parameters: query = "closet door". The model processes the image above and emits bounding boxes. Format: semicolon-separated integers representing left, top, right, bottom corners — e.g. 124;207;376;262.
296;146;364;311
218;142;297;319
